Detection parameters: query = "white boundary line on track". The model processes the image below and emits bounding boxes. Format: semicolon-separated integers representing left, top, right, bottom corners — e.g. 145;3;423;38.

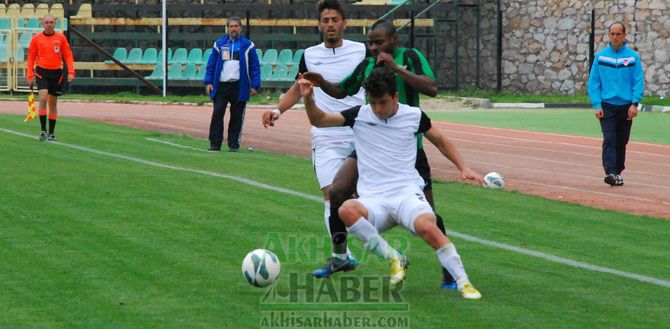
2;127;669;289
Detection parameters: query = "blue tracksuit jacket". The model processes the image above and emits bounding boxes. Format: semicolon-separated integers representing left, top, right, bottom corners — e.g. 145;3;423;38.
203;35;261;101
587;42;644;110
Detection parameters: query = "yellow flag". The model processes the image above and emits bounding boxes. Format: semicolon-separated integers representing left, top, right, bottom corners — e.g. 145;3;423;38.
24;92;35;122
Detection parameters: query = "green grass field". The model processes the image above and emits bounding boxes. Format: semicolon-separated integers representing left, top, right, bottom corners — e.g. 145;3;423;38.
1;114;669;328
428;108;670;145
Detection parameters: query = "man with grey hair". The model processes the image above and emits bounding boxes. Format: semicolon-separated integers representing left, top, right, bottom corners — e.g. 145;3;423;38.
204;16;261;152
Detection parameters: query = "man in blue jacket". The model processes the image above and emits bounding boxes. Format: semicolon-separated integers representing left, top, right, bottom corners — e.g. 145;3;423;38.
587;21;644;186
204;16;261;152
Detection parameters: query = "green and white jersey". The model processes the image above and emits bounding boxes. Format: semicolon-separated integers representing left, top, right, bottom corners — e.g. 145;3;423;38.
339;47;435;107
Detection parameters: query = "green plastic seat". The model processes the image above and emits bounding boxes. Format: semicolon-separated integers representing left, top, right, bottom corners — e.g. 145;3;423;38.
27;17;40;29
140;48;157;64
286;64;298;81
276;49;293;65
255;48;262;63
167;63;183;80
272;64;289;81
261;49;278;65
0;18;10;30
145;64;163;80
292;49;304;65
202;48;212;64
125;48;143;64
0;46;8;63
156;48;173;64
105;47;127;64
182;63;197;80
195;64;206;81
18;32;33;48
170;47;187;64
187;48;202;64
260;63;273;81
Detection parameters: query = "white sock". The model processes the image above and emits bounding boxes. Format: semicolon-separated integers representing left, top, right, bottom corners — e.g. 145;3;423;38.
436;243;469;288
347;218;399;260
325;201;353;259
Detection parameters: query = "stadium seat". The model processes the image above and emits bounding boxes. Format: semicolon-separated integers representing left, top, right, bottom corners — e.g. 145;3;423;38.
272;64;289;81
34;3;49;18
145;64;163;80
0;18;10;30
187;48;202;64
170;47;188;64
58;17;68;31
262;48;278;65
156;48;173;64
19;4;34;19
167;64;183;80
16;47;25;61
276;49;293;66
140;47;157;64
292;49;304;65
202;48;212;63
105;47;127;64
0;46;8;62
17;32;33;48
6;4;20;18
0;35;5;46
255;48;262;63
72;4;92;19
0;4;6;18
49;4;64;18
194;64;206;81
286;65;298;81
182;63;197;80
27;17;40;29
260;63;273;81
125;48;143;64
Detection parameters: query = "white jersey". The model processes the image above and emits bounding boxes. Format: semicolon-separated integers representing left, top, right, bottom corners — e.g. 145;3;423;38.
300;40;366;138
341;103;432;197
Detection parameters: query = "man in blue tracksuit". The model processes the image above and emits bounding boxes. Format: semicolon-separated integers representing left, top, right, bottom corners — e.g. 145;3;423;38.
587;21;644;187
204;16;261;152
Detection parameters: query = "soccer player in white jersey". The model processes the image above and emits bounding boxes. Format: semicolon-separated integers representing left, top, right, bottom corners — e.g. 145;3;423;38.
262;0;365;277
296;66;484;299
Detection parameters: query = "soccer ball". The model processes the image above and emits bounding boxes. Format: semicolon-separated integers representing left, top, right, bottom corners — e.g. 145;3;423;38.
483;172;505;189
242;249;281;287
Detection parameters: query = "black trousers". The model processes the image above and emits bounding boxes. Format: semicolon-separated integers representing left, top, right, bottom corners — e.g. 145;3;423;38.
599;102;633;175
209;81;247;150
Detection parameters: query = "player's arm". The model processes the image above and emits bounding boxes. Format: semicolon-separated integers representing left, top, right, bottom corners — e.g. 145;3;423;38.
302;72;348;99
26;37;38;86
422;113;484;184
379;49;437;97
62;35;75;82
298;78;345;127
262;82;302;128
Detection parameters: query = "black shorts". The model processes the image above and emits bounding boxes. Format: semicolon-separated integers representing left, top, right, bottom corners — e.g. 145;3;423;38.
35;67;64;96
347;148;433;191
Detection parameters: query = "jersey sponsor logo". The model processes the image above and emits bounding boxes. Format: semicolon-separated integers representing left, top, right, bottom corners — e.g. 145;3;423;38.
366;122;377;126
53;46;60;53
415;193;425;201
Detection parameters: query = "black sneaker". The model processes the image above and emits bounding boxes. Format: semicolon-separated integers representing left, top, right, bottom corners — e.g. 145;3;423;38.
38;131;47;141
47;134;56;141
313;256;359;278
604;174;623;186
614;174;624;186
228;148;239;153
208;147;220;152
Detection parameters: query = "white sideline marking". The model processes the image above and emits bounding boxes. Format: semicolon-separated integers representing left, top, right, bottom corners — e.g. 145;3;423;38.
146;137;210;152
2;127;669;288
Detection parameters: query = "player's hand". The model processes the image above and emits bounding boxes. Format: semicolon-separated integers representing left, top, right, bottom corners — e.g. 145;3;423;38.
262;110;280;128
250;88;258;96
375;52;396;70
68;75;75;83
302;72;325;87
461;167;485;185
297;78;314;97
594;109;604;119
627;104;638;120
205;84;213;95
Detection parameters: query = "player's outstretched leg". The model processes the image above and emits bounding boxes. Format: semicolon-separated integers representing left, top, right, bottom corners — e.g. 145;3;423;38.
313;157;359;278
414;215;481;299
435;213;456;289
340;199;407;285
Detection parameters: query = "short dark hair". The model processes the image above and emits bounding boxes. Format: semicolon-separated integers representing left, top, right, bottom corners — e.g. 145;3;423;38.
227;16;242;27
317;0;346;20
370;19;396;37
362;67;397;98
609;21;626;33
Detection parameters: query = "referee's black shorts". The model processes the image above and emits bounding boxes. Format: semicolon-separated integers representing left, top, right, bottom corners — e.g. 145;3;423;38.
35;66;64;96
347;148;434;191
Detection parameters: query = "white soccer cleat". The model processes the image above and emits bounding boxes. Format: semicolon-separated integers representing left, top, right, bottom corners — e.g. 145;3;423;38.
389;256;409;286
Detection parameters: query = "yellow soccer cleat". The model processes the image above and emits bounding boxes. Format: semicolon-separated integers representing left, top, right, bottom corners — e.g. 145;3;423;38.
458;283;482;300
389;256;409;286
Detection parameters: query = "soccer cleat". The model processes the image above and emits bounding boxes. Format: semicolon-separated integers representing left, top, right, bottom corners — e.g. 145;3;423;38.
389;255;409;286
458;283;482;300
604;174;623;186
47;134;56;141
441;268;457;290
312;256;359;278
38;131;47;141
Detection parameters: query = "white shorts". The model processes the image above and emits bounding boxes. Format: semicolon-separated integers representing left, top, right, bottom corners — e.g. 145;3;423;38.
357;187;435;234
311;136;355;189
